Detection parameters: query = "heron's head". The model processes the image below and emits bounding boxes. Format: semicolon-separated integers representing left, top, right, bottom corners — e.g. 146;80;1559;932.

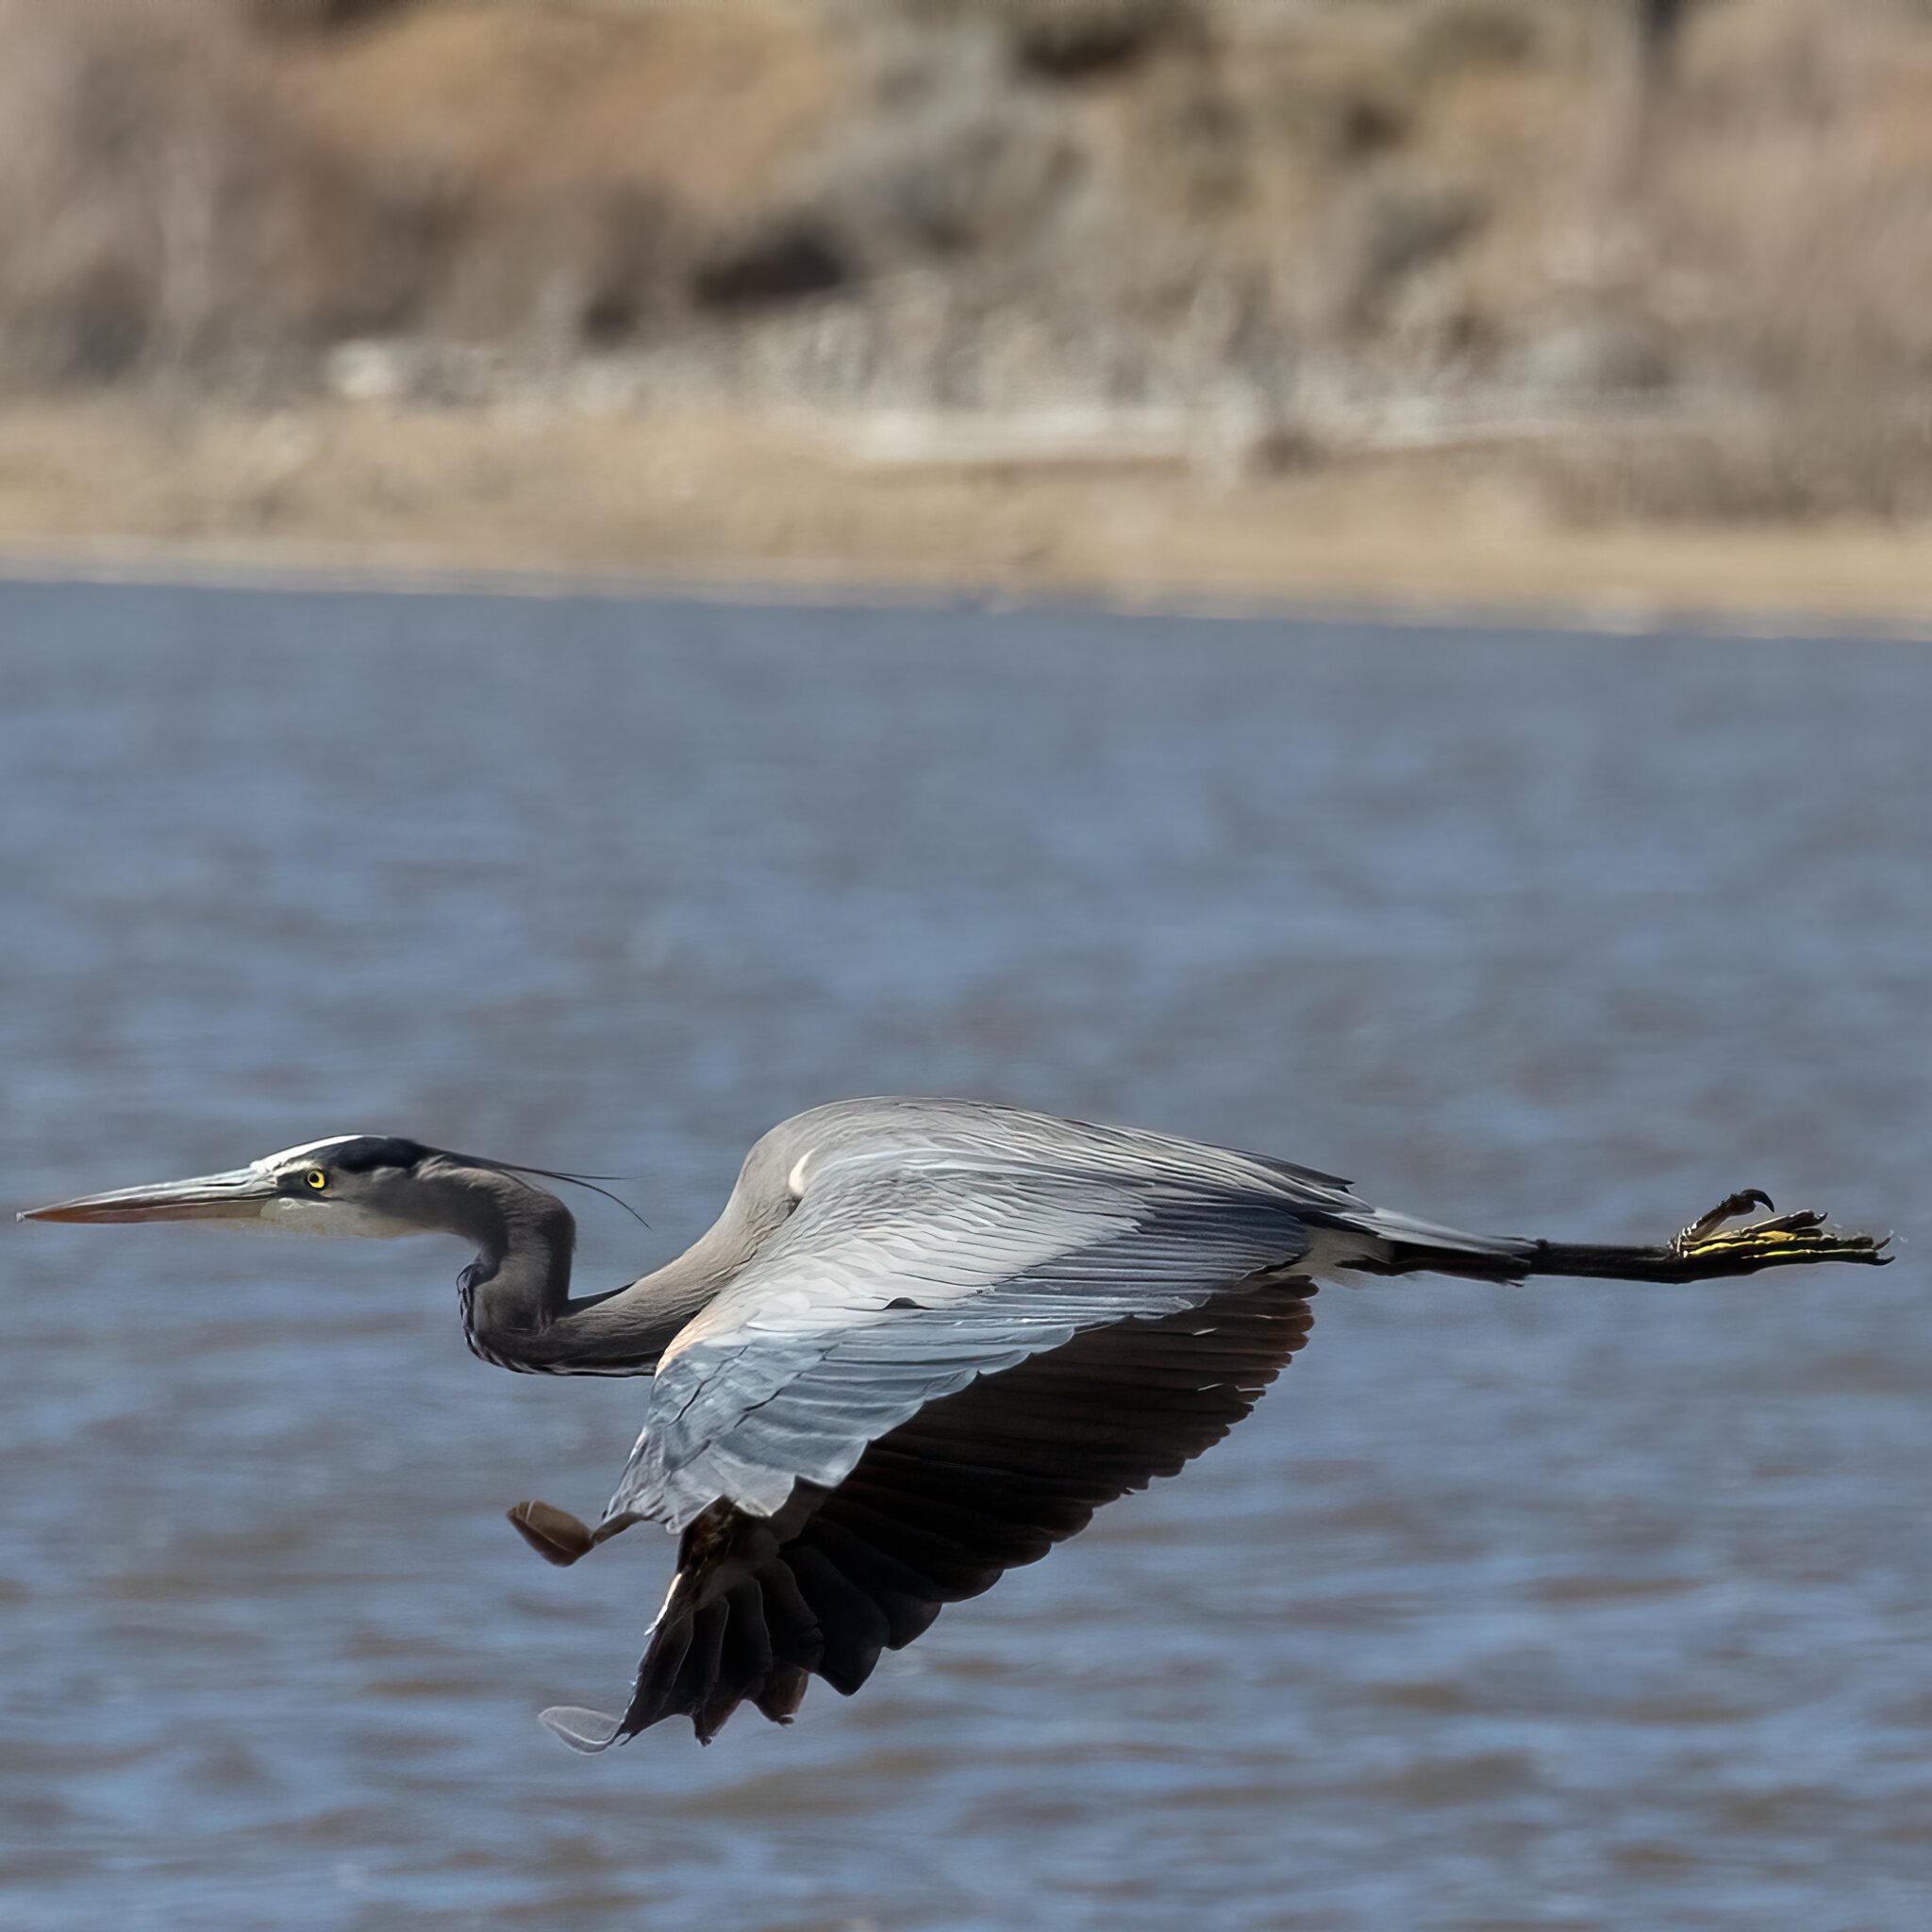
19;1136;474;1239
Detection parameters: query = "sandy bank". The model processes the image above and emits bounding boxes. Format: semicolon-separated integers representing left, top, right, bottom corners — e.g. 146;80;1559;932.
0;399;1926;631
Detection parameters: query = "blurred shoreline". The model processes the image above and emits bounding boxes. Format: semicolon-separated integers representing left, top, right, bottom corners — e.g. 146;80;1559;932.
2;0;1928;627
0;396;1926;631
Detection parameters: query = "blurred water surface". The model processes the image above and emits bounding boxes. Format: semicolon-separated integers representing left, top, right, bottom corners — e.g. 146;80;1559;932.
0;584;1927;1932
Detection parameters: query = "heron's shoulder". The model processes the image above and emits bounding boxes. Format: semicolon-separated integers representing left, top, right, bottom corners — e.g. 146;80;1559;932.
746;1099;1350;1201
741;1098;999;1188
752;1096;1094;1164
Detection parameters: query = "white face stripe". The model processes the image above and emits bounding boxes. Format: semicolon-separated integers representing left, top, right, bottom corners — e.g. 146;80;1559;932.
251;1136;369;1174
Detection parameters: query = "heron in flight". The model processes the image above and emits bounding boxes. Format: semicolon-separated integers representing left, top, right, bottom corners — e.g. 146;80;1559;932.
23;1098;1888;1750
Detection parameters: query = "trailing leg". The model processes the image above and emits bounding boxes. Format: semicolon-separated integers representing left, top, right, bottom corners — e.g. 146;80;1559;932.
1349;1190;1889;1287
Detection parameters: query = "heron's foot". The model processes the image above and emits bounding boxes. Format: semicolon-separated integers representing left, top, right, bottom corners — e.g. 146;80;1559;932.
1672;1191;1890;1270
508;1500;598;1568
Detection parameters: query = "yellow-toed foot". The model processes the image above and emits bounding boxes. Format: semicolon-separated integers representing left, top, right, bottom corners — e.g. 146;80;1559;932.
1671;1191;1891;1271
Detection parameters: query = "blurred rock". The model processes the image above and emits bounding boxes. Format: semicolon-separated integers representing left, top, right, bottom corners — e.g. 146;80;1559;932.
1506;318;1674;400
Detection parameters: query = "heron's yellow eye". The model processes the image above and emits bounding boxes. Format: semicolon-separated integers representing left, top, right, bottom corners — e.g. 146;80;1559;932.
306;1169;328;1191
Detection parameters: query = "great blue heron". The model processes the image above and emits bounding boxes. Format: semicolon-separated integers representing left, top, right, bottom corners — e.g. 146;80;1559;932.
22;1098;1888;1750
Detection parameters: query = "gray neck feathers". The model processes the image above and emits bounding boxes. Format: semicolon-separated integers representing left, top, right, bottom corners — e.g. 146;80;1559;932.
444;1160;723;1376
446;1164;578;1370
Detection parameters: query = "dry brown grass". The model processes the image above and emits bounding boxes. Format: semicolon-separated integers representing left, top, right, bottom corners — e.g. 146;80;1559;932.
0;0;841;375
0;0;1927;524
1647;0;1932;390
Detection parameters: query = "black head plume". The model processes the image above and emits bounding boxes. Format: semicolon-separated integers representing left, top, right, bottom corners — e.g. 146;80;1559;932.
487;1158;650;1231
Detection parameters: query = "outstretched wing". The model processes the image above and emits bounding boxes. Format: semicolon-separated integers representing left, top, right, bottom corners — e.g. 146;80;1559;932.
542;1146;1332;1748
608;1156;1324;1533
544;1276;1319;1749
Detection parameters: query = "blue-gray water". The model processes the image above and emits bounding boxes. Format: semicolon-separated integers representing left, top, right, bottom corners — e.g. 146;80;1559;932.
1;583;1927;1931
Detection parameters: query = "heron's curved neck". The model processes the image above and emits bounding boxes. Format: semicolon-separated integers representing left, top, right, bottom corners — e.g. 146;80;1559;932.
453;1167;724;1376
457;1177;575;1370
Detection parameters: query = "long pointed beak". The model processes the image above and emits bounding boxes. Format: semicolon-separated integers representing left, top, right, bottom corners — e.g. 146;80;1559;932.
19;1168;276;1225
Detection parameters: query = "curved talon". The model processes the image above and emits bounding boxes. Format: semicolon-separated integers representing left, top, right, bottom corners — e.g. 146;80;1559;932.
1679;1189;1776;1247
508;1499;598;1568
